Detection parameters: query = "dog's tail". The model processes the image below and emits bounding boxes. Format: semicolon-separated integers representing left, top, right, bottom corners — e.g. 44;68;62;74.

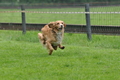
38;33;46;45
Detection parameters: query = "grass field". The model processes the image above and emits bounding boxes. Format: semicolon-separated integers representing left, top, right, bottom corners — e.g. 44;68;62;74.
0;6;120;26
0;30;120;80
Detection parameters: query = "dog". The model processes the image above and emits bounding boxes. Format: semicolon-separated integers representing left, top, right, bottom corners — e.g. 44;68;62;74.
38;20;66;55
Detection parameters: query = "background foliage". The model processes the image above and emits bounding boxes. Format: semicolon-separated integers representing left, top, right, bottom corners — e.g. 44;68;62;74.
0;0;119;4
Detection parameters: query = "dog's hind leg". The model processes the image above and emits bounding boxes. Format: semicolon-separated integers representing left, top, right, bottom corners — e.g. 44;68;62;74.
46;41;54;55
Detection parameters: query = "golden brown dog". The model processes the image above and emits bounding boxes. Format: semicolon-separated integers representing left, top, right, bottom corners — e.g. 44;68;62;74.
38;20;66;55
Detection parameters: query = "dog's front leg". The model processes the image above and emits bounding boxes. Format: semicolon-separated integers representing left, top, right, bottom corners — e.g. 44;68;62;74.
46;41;54;55
59;44;65;49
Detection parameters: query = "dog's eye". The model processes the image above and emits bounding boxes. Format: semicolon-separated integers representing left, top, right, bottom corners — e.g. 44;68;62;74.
57;23;59;25
61;23;63;24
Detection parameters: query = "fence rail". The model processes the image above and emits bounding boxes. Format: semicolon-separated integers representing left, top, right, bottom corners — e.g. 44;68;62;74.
0;11;120;14
0;23;120;35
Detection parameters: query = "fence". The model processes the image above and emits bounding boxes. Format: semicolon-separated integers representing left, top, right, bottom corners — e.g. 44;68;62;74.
0;3;120;38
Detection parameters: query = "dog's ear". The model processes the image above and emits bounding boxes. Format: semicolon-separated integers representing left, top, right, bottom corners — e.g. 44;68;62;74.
64;23;66;27
48;22;55;28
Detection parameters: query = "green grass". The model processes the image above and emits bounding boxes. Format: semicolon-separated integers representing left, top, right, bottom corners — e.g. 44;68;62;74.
0;30;120;80
0;6;120;26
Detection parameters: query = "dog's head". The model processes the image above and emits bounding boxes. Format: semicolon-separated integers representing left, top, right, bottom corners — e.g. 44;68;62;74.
48;20;66;31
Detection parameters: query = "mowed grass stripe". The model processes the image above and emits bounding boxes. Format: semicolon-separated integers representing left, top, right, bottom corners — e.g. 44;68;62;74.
0;30;120;80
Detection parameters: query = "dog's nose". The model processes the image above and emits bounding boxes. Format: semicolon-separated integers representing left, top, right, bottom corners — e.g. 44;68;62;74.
60;25;63;28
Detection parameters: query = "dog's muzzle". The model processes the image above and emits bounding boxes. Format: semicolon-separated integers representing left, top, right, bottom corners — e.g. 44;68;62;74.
59;25;63;30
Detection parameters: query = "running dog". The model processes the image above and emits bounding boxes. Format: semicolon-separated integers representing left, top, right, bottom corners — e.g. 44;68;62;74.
38;20;66;55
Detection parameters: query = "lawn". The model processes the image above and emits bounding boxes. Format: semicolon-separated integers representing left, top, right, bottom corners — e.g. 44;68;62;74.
0;6;120;26
0;30;120;80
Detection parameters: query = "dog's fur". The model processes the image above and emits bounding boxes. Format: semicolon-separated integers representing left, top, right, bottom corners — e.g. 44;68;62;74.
38;20;66;55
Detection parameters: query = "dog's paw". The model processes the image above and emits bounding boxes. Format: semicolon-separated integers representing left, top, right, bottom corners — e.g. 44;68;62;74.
61;46;65;49
49;50;53;55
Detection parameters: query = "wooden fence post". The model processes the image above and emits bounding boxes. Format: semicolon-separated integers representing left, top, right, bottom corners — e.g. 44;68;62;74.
21;5;26;34
85;4;92;40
